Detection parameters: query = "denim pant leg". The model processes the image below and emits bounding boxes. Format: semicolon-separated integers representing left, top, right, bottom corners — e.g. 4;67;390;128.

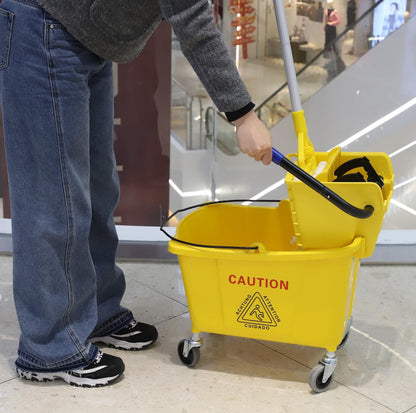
0;0;130;371
87;60;133;338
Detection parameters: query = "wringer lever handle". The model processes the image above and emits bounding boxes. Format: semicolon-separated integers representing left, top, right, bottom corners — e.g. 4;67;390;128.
272;148;374;219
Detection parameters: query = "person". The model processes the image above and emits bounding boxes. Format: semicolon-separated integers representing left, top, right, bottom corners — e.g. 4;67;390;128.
323;7;340;56
322;6;345;81
0;0;272;387
382;2;405;39
347;0;356;28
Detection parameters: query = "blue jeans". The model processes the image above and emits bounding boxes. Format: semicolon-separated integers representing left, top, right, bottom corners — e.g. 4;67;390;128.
0;0;133;371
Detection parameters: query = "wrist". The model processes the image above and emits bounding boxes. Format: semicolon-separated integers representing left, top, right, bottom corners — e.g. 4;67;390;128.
233;110;255;127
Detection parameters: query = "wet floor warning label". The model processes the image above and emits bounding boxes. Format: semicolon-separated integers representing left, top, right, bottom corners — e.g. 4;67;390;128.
236;292;280;330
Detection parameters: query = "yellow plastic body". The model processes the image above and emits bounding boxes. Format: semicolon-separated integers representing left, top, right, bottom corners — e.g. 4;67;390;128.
292;110;317;172
169;201;364;352
289;110;394;257
285;147;394;257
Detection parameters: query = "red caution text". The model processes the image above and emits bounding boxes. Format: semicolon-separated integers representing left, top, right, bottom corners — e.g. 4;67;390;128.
229;274;289;290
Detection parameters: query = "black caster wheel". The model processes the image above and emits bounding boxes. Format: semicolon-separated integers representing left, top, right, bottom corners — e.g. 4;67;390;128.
177;339;200;367
308;364;334;393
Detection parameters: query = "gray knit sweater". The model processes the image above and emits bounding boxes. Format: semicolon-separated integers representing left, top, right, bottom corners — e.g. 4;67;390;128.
36;0;253;119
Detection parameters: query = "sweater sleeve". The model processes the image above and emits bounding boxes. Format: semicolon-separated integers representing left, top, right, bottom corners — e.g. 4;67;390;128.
158;0;253;117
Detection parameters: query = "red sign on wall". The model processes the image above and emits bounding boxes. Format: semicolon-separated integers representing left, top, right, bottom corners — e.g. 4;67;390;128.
230;0;256;59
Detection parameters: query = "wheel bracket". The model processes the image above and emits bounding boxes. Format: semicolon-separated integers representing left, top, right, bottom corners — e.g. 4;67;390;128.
182;335;202;358
321;351;338;383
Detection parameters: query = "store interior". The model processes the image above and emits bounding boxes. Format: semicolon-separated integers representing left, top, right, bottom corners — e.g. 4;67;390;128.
0;0;415;410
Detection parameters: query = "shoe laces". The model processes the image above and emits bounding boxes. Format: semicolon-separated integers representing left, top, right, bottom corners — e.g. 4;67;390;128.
94;351;104;364
127;319;138;330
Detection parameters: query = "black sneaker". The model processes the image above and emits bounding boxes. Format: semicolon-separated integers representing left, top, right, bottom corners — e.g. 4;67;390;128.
16;351;124;387
91;319;158;351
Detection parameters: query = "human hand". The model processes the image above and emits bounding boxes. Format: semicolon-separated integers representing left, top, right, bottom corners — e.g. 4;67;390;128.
234;110;272;165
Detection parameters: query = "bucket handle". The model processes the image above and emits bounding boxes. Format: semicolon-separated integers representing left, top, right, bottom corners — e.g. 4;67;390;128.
160;199;280;250
272;148;374;219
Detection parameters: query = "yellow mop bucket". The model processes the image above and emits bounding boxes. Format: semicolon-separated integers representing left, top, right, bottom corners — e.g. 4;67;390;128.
168;200;363;352
166;199;364;392
272;111;394;258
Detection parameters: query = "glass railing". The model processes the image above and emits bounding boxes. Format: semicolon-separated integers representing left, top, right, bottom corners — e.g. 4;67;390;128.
171;77;208;150
171;76;240;154
171;37;240;155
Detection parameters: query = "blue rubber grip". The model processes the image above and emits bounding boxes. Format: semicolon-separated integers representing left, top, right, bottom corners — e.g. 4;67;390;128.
272;148;284;164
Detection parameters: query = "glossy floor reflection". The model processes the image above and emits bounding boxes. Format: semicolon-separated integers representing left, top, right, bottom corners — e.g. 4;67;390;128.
0;257;415;412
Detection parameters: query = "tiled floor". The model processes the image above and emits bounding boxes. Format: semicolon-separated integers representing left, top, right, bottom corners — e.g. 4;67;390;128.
0;256;415;412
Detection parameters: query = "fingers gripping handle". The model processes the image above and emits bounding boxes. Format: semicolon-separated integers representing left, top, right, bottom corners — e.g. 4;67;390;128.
272;148;374;219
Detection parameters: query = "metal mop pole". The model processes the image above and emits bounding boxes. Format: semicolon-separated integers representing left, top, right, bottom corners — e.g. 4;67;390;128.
271;0;302;112
271;0;316;171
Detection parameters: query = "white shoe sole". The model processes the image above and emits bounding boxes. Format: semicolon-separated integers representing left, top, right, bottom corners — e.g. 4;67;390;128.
16;368;121;387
